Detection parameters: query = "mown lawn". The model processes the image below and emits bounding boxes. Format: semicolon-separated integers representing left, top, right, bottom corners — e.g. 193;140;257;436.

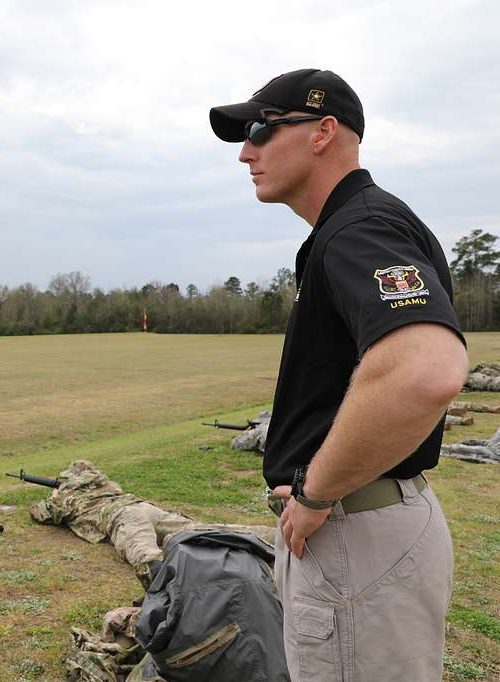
0;332;499;681
0;333;283;458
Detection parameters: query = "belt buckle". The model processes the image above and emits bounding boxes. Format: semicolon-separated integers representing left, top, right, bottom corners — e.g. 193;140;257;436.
266;487;284;517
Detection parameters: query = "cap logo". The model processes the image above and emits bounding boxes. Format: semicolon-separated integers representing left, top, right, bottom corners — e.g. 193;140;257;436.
306;89;325;109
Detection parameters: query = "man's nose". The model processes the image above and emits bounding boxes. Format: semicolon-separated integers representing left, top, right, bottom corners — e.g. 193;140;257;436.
239;139;256;164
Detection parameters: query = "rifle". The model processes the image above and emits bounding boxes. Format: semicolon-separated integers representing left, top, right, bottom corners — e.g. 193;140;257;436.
202;419;260;431
5;469;60;488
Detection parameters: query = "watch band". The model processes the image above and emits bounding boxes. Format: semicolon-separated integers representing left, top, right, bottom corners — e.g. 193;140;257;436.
291;464;336;510
296;493;336;510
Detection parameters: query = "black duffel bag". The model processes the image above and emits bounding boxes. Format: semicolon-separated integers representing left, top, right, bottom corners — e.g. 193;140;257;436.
135;528;290;682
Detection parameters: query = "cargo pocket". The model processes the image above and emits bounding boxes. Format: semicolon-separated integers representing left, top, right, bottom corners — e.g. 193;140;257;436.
165;623;241;668
292;596;343;682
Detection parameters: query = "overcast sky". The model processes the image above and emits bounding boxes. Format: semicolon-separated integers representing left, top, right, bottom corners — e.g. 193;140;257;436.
0;0;499;294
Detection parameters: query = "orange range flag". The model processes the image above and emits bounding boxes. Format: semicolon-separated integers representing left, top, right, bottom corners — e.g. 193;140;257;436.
142;309;148;332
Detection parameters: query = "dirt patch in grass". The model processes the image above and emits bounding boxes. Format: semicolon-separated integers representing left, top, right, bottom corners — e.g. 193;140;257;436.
445;623;500;680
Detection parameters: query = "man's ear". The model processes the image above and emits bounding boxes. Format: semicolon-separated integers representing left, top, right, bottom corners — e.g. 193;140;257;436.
312;116;338;154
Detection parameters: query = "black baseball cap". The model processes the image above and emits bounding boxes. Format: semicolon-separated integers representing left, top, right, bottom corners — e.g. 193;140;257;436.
210;68;364;143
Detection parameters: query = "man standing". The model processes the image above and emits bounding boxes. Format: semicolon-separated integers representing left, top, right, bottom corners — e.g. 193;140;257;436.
210;69;468;681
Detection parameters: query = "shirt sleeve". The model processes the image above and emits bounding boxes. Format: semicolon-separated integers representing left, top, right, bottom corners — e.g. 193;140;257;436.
322;218;466;355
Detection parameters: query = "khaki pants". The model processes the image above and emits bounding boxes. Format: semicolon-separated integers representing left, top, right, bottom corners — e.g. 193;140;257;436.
274;481;453;682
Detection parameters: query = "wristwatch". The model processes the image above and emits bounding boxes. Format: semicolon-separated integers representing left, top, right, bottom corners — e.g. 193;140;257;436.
291;465;336;510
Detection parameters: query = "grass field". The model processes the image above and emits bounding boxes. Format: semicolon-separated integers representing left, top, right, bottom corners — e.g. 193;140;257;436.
0;331;499;681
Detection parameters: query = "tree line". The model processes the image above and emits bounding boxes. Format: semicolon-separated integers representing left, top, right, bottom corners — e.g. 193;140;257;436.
0;269;297;336
450;229;500;331
0;230;498;336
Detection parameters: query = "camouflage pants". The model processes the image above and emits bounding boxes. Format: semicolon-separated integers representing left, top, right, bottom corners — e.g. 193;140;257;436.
109;503;276;571
110;502;194;571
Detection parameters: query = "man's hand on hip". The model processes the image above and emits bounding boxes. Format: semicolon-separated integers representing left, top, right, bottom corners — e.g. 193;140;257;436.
273;485;331;559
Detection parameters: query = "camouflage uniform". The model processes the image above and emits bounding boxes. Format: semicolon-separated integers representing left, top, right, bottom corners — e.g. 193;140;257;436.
464;363;500;392
441;427;500;464
67;607;152;681
231;411;271;453
30;460;194;585
445;414;473;426
30;461;145;543
30;461;275;585
458;401;500;414
31;461;277;679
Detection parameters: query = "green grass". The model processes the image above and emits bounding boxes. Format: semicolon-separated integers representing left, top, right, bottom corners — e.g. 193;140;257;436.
444;654;487;680
1;569;38;583
62;598;116;631
1;405;271;522
12;660;46;681
0;330;496;459
0;332;283;458
0;331;499;681
0;596;49;616
449;606;500;642
464;331;500;367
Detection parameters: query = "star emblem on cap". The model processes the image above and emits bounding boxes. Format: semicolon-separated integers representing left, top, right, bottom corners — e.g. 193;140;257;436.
306;89;325;108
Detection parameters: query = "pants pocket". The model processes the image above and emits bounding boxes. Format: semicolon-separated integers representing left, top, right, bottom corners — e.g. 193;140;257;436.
292;596;343;682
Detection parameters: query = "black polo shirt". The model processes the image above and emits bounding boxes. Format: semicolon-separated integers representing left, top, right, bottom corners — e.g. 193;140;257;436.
263;169;466;489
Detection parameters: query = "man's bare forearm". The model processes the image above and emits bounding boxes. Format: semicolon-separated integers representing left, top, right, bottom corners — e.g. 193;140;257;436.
303;324;468;501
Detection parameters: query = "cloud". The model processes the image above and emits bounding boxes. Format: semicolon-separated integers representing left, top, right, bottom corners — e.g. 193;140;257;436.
0;0;498;292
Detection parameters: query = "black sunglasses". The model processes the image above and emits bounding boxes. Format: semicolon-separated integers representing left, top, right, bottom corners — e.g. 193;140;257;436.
244;115;323;146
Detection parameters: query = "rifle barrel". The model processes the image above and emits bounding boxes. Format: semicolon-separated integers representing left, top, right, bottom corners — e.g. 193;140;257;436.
202;420;249;431
216;422;249;430
5;470;60;488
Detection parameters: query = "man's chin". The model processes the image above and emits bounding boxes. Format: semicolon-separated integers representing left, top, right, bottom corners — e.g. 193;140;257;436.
255;187;281;204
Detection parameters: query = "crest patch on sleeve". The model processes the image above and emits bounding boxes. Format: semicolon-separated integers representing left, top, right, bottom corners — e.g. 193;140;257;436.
373;265;429;301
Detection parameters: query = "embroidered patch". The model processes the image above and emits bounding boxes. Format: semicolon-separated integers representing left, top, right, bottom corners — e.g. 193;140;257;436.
373;265;429;301
306;89;325;109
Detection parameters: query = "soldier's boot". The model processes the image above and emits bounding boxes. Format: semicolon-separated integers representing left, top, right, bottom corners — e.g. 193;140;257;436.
135;559;163;590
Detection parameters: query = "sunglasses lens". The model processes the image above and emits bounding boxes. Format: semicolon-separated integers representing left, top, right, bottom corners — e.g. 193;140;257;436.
246;121;273;146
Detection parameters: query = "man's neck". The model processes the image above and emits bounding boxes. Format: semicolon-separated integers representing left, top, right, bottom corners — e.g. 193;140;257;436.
290;161;361;227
